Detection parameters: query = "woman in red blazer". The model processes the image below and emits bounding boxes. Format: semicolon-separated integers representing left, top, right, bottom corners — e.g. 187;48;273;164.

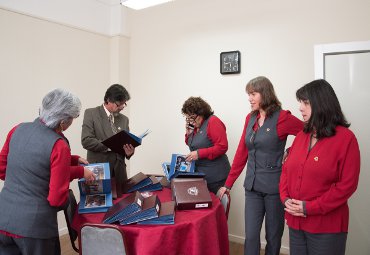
279;79;361;255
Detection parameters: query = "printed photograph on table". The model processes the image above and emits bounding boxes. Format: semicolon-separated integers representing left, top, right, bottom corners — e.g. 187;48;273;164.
174;155;191;172
85;194;107;208
169;153;195;179
86;164;105;179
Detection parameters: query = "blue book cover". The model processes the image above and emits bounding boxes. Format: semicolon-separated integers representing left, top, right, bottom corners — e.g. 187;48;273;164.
78;192;113;214
120;195;160;225
126;172;155;193
162;162;171;180
168;154;196;180
137;176;163;192
78;163;113;214
103;191;144;224
138;201;175;225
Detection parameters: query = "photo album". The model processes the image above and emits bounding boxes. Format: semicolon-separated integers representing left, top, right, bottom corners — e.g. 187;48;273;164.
78;162;113;214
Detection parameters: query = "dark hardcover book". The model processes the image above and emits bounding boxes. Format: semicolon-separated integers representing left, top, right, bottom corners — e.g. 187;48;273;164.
137;176;163;192
170;171;206;179
103;191;144;224
120;195;160;225
171;178;212;210
102;129;149;155
78;163;113;214
138;201;176;225
124;172;153;193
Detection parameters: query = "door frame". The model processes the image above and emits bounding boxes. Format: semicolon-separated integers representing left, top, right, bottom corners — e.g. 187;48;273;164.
314;40;370;79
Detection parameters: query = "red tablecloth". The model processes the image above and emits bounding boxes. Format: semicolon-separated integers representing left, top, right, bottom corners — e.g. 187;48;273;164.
72;188;229;255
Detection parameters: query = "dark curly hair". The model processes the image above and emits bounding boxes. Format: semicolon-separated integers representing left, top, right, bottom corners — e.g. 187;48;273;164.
296;79;350;139
246;76;281;117
181;97;214;119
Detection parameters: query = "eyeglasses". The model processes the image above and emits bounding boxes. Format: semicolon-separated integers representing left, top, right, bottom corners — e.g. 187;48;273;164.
115;102;127;108
185;114;198;122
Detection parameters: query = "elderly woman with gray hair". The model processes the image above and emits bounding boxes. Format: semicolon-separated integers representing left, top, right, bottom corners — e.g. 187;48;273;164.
0;88;95;255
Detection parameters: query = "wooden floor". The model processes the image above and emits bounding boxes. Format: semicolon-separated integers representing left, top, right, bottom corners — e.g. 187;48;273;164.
60;234;286;255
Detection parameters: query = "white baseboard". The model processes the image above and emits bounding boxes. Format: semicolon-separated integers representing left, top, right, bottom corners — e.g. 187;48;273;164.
228;234;289;254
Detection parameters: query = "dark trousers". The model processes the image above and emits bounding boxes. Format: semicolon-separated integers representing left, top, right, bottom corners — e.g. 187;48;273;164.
244;190;284;255
207;179;226;194
289;228;347;255
0;233;61;255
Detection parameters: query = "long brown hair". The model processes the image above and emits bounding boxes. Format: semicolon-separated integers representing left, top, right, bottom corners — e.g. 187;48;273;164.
246;76;281;116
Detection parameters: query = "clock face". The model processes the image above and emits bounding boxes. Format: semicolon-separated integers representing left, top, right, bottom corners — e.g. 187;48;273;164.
220;51;240;74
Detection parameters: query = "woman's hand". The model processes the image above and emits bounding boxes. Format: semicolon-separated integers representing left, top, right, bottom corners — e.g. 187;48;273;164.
185;122;194;135
284;198;305;217
185;151;198;162
123;144;135;157
78;157;89;165
217;187;229;199
83;167;96;183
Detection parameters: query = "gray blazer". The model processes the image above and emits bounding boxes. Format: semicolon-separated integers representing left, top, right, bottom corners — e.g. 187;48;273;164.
81;105;129;184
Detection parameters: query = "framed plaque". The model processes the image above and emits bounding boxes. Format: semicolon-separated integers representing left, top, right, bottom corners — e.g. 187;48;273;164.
220;50;240;74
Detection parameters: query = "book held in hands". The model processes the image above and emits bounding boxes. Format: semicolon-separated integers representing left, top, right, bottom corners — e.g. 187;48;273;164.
78;163;113;214
102;129;150;155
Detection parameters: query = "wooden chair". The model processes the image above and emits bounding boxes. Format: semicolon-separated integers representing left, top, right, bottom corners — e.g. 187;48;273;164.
79;223;127;255
63;189;79;253
216;190;231;219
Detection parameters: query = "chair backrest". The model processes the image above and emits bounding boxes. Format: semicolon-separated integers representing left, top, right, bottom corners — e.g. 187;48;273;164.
80;223;127;255
63;189;79;253
216;190;231;219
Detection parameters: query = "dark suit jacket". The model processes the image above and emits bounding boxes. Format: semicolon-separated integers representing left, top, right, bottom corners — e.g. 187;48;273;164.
81;105;129;184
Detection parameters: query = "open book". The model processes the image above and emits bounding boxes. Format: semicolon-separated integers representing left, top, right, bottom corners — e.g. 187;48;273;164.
102;129;150;155
162;154;205;180
78;163;113;214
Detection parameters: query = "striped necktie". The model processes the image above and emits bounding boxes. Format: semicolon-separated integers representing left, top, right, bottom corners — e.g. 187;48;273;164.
109;114;118;134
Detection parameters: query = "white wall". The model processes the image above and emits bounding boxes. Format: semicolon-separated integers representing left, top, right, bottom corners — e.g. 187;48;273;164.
127;0;370;252
0;7;129;234
1;0;370;253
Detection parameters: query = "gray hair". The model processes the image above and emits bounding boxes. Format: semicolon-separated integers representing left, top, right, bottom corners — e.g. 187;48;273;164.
39;88;81;129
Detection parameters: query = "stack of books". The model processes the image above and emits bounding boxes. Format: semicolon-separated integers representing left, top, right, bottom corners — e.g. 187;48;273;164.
103;191;175;225
138;201;176;225
103;191;144;224
78;163;113;214
124;172;163;193
162;153;205;180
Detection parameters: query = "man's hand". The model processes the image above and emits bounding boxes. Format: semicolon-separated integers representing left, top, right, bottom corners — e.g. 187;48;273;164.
123;144;135;157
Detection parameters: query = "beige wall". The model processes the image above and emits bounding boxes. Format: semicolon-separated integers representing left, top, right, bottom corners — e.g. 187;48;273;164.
0;8;129;234
1;0;370;253
127;0;370;253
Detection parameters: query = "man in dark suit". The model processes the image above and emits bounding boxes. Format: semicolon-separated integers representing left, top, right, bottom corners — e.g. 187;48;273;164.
81;84;135;192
